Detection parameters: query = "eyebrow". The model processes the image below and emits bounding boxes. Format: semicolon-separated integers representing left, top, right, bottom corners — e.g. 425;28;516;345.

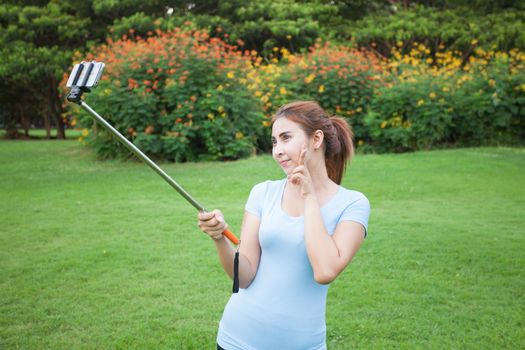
272;131;291;140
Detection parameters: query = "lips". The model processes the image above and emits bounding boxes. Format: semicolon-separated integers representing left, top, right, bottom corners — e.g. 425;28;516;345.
279;160;290;167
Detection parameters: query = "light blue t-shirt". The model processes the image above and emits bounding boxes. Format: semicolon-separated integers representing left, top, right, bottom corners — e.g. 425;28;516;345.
217;179;370;350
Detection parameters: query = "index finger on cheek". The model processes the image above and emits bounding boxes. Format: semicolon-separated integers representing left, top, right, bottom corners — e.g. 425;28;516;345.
298;147;306;166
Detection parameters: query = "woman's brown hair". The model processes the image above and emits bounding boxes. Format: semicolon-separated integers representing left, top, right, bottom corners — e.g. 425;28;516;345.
272;101;354;184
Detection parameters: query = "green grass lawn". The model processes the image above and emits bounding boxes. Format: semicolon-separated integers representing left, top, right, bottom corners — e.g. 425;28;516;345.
1;140;524;349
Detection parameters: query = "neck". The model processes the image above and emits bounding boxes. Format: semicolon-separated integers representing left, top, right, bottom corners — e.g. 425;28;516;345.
307;158;335;193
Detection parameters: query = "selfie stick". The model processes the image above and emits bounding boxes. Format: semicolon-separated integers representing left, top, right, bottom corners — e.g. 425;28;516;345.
66;61;240;245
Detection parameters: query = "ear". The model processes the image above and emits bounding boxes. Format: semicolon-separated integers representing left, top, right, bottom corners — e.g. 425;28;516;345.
312;130;324;150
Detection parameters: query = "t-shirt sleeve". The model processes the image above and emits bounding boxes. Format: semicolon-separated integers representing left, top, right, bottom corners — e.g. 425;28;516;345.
244;181;267;218
339;194;371;237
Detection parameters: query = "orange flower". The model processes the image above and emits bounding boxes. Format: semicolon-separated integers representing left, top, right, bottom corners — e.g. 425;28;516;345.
145;125;154;134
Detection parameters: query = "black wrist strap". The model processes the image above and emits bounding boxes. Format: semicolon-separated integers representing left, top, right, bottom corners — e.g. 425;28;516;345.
232;247;240;293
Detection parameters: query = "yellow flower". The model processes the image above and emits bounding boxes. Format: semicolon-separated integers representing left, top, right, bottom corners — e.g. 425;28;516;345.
426;58;433;64
280;87;287;95
227;72;235;79
318;85;325;93
488;79;496;87
429;92;437;99
380;121;388;129
304;74;315;84
356;107;363;113
357;140;364;146
217;85;223;91
235;132;244;140
207;113;215;120
417;99;425;106
392;116;402;127
217;106;224;113
82;128;89;137
286;35;292;40
262;121;271;127
442;87;450;92
471;39;478;45
521;84;525;92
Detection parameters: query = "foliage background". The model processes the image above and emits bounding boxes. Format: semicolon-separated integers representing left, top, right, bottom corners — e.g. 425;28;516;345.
1;0;524;157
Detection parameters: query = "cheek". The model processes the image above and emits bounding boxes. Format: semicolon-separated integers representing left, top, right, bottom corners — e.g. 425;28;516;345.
289;139;305;157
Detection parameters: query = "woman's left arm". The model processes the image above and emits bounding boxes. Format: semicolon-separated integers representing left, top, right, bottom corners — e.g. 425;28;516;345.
289;147;366;284
303;196;365;285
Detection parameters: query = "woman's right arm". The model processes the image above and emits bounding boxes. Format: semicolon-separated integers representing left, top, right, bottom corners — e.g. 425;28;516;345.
198;210;261;289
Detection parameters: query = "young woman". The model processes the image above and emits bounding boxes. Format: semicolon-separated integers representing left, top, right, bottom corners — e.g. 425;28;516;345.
198;101;370;350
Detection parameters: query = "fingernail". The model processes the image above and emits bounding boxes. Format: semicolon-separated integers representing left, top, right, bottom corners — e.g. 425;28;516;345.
217;215;224;222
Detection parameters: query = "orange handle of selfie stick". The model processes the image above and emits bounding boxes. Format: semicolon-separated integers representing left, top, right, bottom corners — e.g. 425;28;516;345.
223;229;240;245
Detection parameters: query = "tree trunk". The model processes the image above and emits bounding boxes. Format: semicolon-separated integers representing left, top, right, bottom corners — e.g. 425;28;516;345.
49;74;65;140
44;110;51;139
55;109;66;140
19;104;30;137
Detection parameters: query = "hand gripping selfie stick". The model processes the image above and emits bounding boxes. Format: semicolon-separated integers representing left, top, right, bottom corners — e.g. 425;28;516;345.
66;61;240;245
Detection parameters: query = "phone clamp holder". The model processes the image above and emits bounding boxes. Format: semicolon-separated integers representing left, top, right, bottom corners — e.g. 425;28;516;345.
66;61;105;104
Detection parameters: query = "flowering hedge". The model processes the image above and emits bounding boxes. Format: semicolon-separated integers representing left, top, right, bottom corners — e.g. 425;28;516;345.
64;27;525;160
69;27;264;161
363;43;525;152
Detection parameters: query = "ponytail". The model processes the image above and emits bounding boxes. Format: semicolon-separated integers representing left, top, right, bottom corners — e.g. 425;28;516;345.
325;116;353;184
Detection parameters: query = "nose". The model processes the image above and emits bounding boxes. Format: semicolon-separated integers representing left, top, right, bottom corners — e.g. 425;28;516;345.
273;142;283;158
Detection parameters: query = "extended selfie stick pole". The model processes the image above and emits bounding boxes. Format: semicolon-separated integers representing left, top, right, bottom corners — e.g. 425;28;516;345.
66;61;240;245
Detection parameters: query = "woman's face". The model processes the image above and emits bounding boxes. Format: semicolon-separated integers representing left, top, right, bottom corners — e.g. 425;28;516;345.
271;117;309;174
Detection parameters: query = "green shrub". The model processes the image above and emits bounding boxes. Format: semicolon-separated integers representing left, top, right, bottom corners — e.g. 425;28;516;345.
349;6;525;57
364;45;525;152
450;51;525;146
364;78;455;152
70;28;264;161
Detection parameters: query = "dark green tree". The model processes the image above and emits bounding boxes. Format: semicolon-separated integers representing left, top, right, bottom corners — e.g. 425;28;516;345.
0;0;172;139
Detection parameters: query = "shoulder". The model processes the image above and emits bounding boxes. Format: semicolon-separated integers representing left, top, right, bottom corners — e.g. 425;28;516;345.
336;187;371;236
338;187;370;209
250;179;285;195
245;179;285;216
